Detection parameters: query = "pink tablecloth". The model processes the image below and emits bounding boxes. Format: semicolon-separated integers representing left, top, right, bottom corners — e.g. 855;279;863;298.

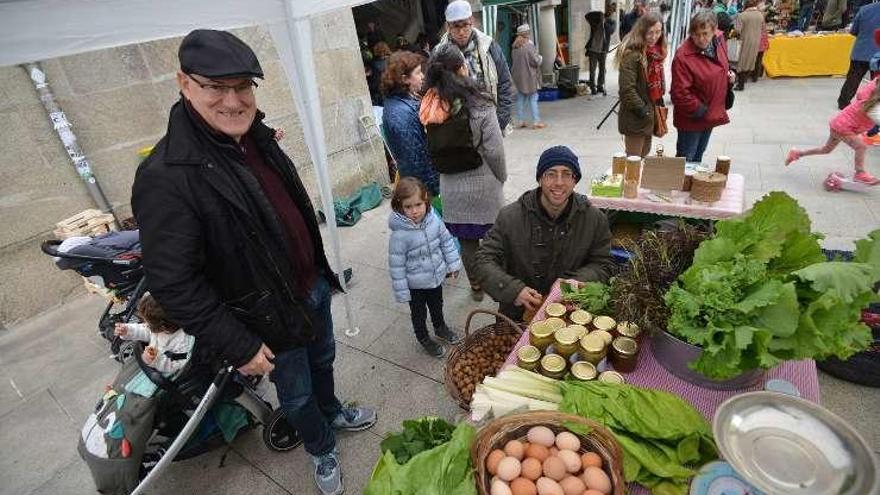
589;173;746;220
503;279;821;493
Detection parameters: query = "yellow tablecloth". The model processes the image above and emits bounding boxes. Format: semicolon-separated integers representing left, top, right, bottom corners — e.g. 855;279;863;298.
763;33;855;77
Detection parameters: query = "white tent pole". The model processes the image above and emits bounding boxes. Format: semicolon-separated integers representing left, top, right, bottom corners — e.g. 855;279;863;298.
273;5;360;338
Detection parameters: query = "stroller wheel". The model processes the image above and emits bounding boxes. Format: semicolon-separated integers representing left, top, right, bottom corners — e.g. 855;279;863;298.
116;339;137;363
263;409;302;452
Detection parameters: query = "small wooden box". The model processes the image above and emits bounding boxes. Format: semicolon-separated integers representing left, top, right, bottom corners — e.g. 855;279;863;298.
641;156;686;191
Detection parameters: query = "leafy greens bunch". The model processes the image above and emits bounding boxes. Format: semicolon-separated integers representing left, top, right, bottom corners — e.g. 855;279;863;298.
665;192;878;379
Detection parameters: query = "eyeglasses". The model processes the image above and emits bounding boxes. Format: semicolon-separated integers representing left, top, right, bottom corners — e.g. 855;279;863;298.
541;169;576;182
187;74;258;98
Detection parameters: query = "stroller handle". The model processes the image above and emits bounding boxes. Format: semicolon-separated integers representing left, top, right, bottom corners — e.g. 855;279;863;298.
41;239;138;266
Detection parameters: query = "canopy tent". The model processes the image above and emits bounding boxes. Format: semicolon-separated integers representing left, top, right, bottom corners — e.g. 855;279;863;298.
0;0;383;338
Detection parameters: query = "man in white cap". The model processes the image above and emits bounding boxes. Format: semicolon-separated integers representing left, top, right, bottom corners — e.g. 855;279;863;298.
436;0;514;133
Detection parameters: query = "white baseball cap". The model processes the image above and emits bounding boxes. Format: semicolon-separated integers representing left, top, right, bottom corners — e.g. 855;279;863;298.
445;0;473;22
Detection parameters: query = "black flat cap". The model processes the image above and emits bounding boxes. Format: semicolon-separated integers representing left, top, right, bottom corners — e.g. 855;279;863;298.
179;29;264;79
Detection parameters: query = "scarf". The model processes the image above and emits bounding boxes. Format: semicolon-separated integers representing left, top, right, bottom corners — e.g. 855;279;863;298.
461;33;486;89
646;44;666;103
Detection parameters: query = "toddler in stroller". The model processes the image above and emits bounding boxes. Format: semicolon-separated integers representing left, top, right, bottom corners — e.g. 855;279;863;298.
42;231;302;495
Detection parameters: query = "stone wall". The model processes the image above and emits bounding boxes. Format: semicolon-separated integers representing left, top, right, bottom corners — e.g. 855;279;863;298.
0;8;386;327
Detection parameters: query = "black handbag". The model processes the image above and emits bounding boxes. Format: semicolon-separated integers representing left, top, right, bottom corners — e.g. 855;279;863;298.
725;83;735;110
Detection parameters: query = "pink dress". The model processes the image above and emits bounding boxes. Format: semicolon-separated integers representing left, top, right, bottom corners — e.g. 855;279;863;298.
830;78;878;135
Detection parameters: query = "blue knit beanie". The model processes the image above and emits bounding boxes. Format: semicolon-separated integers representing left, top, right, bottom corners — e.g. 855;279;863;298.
536;145;581;182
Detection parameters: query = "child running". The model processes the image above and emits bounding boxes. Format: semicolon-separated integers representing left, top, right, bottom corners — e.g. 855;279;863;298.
785;77;880;185
388;177;462;357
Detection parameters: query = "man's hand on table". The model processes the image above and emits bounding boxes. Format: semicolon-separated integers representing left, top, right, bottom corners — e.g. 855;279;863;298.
515;287;544;312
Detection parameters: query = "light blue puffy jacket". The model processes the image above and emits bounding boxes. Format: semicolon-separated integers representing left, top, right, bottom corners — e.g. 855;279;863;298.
388;209;462;303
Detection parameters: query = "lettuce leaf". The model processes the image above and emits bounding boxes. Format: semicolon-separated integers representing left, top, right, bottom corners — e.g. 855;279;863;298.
665;192;878;379
559;381;717;495
365;422;477;495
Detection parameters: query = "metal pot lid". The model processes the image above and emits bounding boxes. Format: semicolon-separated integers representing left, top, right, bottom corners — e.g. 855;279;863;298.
713;392;879;495
689;461;765;495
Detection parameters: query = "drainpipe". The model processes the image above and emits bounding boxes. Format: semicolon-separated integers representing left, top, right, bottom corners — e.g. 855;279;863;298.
23;62;119;227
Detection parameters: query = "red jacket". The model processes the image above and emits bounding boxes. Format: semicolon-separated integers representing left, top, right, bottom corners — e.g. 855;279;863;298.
671;34;731;132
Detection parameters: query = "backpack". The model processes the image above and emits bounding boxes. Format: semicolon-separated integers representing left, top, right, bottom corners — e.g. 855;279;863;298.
425;106;483;174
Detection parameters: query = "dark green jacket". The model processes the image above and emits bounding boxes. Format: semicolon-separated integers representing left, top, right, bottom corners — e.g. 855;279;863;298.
617;50;654;136
474;189;615;320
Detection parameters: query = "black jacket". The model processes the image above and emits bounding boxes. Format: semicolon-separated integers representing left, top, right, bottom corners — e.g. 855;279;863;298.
131;98;339;368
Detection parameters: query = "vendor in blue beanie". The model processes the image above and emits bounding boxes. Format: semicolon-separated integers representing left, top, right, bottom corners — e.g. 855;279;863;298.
473;145;615;320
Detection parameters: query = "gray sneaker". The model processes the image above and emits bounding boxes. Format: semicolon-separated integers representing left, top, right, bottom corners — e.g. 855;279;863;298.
312;450;344;495
331;406;377;432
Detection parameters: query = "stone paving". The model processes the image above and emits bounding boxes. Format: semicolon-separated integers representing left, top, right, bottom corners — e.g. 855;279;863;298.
1;69;878;494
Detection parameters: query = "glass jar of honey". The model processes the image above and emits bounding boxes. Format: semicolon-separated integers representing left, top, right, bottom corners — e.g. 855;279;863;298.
517;345;542;371
540;354;567;380
529;321;555;352
578;333;607;366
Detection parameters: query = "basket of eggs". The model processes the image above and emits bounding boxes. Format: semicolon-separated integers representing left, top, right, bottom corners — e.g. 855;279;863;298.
473;411;625;495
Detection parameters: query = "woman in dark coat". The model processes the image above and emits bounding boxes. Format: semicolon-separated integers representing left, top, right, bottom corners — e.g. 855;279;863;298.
670;9;736;163
615;13;667;157
381;51;440;195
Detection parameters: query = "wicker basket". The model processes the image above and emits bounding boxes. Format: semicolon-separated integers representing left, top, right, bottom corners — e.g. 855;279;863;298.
690;172;727;203
444;309;524;410
472;411;626;495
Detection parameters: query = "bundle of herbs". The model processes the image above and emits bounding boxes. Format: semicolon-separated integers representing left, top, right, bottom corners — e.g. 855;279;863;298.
561;280;612;314
665;192;879;380
610;221;710;334
379;417;457;464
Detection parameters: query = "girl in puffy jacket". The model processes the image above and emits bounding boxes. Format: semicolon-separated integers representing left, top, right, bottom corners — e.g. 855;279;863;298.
786;77;880;185
388;177;463;357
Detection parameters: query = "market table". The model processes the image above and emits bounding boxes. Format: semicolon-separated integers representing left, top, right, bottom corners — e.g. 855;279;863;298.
590;173;746;221
763;33;855;78
503;278;820;493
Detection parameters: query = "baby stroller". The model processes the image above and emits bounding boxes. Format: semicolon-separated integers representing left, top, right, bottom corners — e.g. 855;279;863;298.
41;231;301;494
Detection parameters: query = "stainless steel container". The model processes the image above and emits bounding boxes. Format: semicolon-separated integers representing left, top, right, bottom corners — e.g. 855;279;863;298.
651;330;764;390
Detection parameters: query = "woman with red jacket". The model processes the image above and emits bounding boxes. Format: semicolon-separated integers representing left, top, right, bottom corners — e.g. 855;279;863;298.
670;9;737;163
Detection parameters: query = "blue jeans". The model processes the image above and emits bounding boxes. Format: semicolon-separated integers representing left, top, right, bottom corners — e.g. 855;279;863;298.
676;129;713;163
269;275;342;456
516;92;540;124
795;4;813;31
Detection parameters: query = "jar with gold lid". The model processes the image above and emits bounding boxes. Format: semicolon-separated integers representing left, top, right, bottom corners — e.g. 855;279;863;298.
578;333;607;365
592;315;616;333
544;317;567;331
540;354;567;380
591;329;613;347
545;303;567;319
598;370;625;384
570;361;598;381
529;321;555;352
617;321;640;340
554;327;579;360
569;310;593;326
610;336;638;373
517;345;542;371
567;324;588;341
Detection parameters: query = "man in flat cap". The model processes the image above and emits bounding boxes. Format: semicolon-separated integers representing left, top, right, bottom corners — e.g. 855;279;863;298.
474;146;615;320
132;29;374;495
436;0;514;134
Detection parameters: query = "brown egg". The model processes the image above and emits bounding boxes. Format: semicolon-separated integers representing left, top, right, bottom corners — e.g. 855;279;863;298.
505;440;526;460
527;426;557;447
549;447;560;457
559;475;587;495
521;457;543;481
542;456;567;481
536;477;564;495
581;452;603;469
487;449;506;475
582;467;612;495
557;450;582;473
582;490;605;495
490;479;513;495
525;444;551;462
498;457;523;482
555;431;581;452
510;477;538;495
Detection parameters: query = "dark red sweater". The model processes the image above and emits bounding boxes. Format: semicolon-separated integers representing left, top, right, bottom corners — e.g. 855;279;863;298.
241;133;317;296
